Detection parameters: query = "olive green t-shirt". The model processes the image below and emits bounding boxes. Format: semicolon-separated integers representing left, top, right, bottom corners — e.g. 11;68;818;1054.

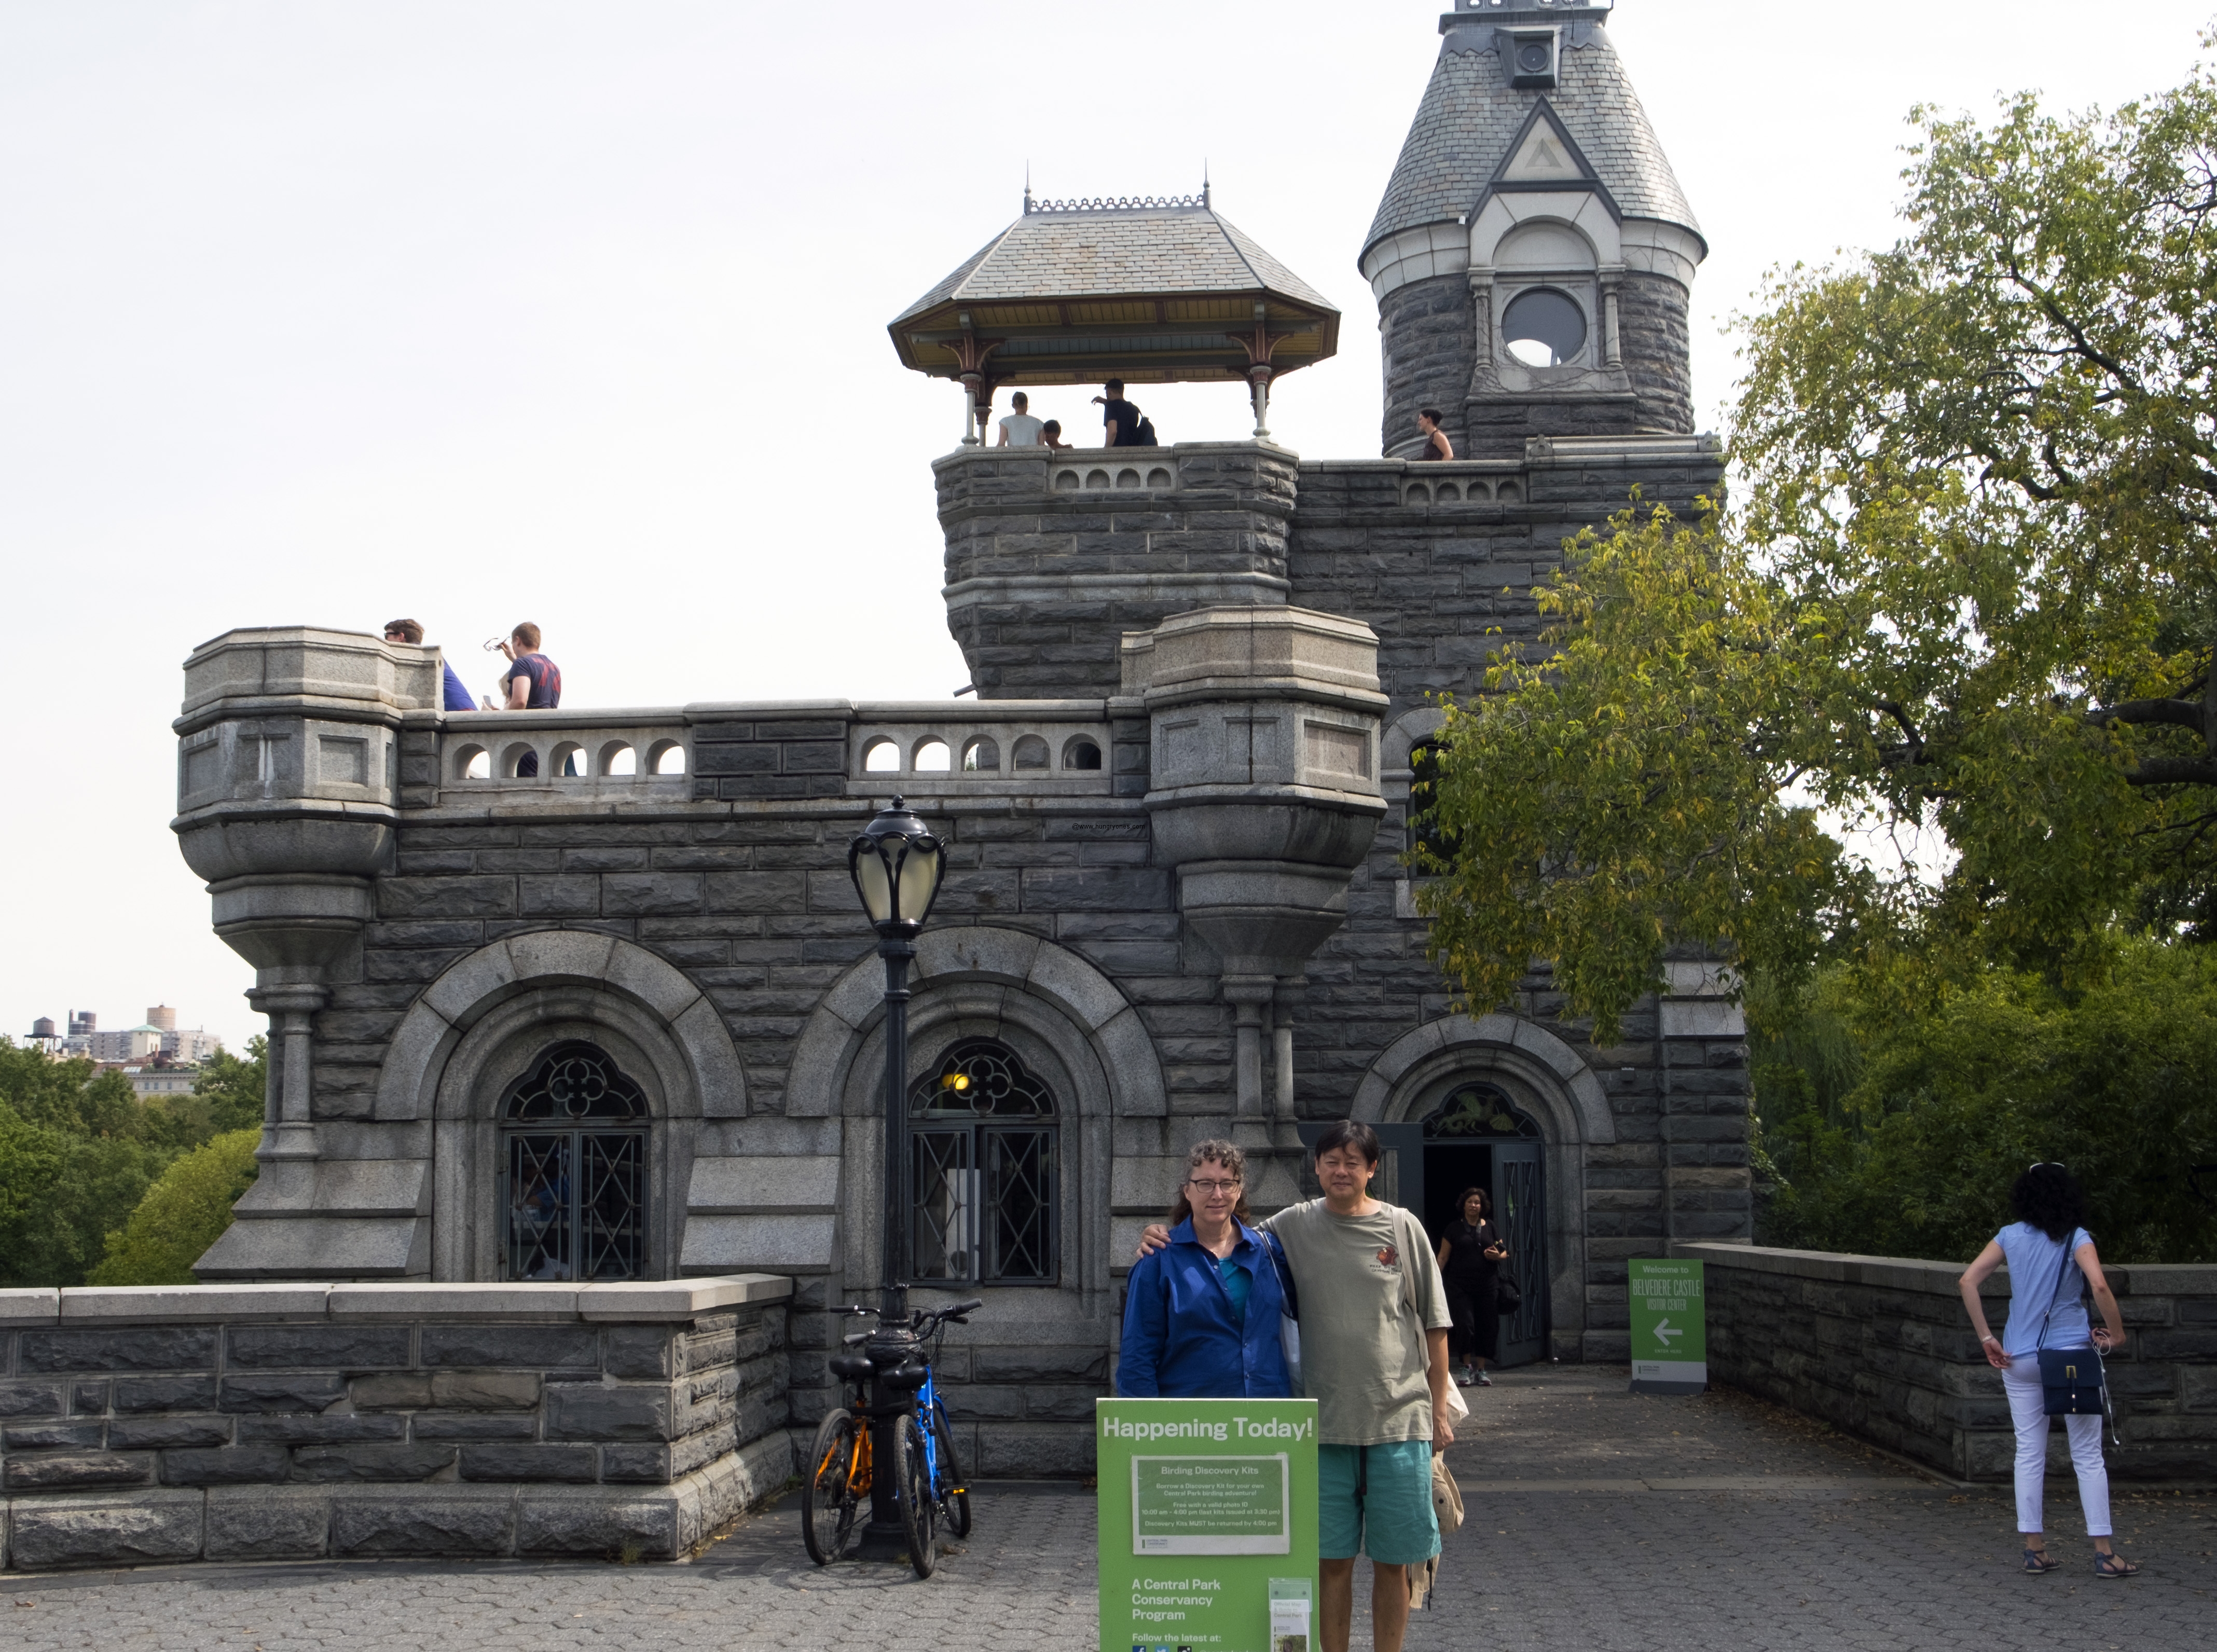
1261;1199;1452;1446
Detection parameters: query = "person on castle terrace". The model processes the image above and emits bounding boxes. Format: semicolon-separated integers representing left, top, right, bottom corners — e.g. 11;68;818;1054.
1137;1119;1454;1652
383;617;476;712
1958;1162;2139;1578
1041;419;1071;452
1094;378;1142;447
1117;1139;1294;1400
1415;408;1454;461
996;390;1045;447
498;622;564;777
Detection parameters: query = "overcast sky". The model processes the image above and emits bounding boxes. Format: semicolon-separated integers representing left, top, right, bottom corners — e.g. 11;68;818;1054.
4;0;2211;1055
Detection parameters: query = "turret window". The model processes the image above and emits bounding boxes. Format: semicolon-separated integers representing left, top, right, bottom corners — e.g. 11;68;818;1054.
1502;288;1587;369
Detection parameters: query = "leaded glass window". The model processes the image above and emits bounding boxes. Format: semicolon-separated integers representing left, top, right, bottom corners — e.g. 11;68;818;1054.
499;1041;648;1282
1421;1082;1540;1139
906;1039;1058;1285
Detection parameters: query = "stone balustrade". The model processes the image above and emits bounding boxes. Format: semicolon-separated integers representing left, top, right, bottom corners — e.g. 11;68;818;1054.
1677;1241;2217;1484
0;1275;793;1570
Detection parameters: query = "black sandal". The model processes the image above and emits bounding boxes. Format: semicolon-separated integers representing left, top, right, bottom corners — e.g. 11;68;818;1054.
2094;1550;2141;1579
2022;1547;2062;1574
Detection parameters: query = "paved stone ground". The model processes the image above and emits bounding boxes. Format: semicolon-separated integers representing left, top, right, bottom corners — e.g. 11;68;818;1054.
5;1368;2212;1650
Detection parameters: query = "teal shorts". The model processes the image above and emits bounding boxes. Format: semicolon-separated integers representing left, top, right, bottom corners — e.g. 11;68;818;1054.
1317;1441;1439;1565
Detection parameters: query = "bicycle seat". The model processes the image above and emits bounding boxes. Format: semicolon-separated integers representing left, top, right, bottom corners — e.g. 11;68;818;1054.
828;1354;874;1383
880;1360;929;1393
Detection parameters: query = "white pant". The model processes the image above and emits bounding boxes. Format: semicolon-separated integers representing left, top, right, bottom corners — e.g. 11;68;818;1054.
2003;1355;2110;1537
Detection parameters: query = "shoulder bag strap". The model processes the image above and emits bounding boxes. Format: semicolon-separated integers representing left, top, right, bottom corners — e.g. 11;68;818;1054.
1264;1230;1299;1321
2036;1232;2076;1354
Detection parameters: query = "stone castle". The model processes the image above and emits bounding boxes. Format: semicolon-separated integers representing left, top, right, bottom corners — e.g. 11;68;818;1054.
172;0;1745;1478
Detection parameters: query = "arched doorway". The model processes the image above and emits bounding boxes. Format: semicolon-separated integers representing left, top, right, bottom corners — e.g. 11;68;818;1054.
498;1040;650;1282
1420;1084;1546;1368
905;1037;1061;1285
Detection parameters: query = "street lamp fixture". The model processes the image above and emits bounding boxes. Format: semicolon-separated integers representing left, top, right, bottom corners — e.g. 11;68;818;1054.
845;796;947;1555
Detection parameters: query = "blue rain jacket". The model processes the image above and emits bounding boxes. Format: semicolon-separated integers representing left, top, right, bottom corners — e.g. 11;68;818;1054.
1117;1217;1293;1398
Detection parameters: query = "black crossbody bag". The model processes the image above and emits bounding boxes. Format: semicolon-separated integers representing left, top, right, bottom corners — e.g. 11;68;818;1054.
2034;1234;2105;1419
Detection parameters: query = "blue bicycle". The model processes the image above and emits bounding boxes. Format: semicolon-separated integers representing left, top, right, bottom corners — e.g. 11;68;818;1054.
803;1298;977;1577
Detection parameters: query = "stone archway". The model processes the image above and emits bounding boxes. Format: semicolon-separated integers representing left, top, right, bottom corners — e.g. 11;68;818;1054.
1352;1013;1610;1360
372;933;744;1281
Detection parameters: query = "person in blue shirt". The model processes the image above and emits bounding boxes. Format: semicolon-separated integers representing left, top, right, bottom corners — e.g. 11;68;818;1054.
384;618;477;712
1959;1162;2137;1579
1117;1139;1291;1399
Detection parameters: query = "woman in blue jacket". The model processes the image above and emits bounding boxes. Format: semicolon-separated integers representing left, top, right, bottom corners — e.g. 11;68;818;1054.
1117;1140;1292;1398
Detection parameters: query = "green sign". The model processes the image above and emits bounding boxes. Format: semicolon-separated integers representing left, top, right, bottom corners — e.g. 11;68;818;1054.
1627;1258;1706;1394
1097;1398;1319;1652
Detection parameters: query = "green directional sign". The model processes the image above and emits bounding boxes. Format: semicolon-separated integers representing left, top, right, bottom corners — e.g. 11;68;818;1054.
1097;1398;1319;1652
1627;1258;1707;1395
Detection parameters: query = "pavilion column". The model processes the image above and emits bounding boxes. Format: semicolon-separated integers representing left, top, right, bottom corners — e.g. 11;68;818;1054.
1248;365;1275;441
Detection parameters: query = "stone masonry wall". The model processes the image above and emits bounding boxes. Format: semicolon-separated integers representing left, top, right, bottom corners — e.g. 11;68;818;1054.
1379;274;1478;458
0;1277;792;1570
1617;272;1694;438
1682;1242;2217;1484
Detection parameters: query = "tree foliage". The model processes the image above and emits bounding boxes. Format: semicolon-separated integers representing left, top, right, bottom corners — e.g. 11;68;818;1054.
1755;941;2217;1264
88;1130;261;1287
1420;57;2217;1038
0;1037;266;1288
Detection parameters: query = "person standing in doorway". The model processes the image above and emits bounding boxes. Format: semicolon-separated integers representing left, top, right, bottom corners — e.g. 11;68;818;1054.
1958;1163;2138;1578
383;618;475;712
1139;1120;1454;1652
997;391;1045;448
1094;379;1141;447
1437;1186;1506;1387
1415;408;1454;461
498;623;564;777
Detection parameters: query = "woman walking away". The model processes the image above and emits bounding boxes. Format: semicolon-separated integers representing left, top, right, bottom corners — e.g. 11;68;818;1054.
1436;1187;1507;1387
1118;1140;1292;1399
1958;1163;2139;1579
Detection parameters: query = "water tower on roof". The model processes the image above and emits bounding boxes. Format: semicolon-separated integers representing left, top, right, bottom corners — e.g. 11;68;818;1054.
1362;0;1705;458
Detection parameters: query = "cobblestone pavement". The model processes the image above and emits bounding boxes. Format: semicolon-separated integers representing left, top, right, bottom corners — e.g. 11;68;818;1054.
5;1369;2212;1650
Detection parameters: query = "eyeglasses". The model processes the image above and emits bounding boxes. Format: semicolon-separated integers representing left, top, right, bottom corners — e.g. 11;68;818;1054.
1187;1179;1242;1195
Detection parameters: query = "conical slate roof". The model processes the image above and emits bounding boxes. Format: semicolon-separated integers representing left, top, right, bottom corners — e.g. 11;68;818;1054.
1364;18;1702;264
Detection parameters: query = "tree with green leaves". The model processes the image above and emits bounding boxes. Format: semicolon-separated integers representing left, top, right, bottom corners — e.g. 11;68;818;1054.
88;1129;260;1287
1419;53;2217;1040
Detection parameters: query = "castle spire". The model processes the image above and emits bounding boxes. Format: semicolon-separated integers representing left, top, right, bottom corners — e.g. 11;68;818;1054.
1362;1;1706;459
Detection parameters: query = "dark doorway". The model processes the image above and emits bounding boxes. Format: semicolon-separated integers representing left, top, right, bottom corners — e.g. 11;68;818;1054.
1420;1085;1547;1368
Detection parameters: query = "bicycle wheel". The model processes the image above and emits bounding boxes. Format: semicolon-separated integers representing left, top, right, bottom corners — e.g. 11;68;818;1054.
802;1407;865;1565
931;1401;971;1539
894;1411;937;1578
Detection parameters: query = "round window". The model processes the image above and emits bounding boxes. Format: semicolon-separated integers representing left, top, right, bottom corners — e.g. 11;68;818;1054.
1517;42;1552;75
1501;288;1587;369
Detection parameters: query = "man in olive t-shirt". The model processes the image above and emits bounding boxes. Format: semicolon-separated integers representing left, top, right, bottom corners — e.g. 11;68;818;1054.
1139;1121;1453;1652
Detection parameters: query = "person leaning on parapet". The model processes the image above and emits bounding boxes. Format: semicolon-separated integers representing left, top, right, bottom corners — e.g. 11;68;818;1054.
1415;408;1454;461
1041;419;1071;452
996;391;1045;448
1117;1139;1293;1400
1138;1119;1454;1652
497;623;564;777
383;618;476;713
1093;378;1141;447
1959;1162;2140;1579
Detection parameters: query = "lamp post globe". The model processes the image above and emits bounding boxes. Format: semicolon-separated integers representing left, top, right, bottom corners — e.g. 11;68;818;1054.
847;796;947;1557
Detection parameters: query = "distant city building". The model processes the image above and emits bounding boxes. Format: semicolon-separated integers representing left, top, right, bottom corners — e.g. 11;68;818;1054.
126;1063;202;1100
41;1007;222;1065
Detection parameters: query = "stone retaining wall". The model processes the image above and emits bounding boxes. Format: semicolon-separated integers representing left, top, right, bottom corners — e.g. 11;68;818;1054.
0;1275;793;1571
1678;1242;2217;1484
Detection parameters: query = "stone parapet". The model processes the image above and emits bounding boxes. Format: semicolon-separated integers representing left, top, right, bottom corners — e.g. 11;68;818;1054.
1678;1242;2217;1485
0;1276;793;1569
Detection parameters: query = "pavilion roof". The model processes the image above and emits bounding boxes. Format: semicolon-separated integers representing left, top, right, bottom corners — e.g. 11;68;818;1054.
889;196;1341;389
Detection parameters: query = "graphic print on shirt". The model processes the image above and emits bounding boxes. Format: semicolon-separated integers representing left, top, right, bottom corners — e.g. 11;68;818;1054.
1376;1245;1399;1271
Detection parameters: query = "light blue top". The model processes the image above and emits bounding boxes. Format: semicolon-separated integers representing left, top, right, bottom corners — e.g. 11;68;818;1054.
1996;1221;2094;1357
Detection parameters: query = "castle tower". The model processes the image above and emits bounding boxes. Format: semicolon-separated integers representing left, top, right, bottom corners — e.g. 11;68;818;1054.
1362;1;1706;458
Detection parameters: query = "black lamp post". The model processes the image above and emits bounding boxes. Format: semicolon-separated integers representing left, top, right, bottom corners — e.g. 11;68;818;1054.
846;796;946;1549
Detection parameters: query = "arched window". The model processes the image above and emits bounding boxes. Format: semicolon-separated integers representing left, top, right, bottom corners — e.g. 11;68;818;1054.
906;1038;1058;1285
499;1041;649;1282
1422;1082;1540;1139
1408;741;1462;868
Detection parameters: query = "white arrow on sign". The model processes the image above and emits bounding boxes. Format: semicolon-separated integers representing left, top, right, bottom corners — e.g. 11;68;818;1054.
1652;1318;1683;1346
